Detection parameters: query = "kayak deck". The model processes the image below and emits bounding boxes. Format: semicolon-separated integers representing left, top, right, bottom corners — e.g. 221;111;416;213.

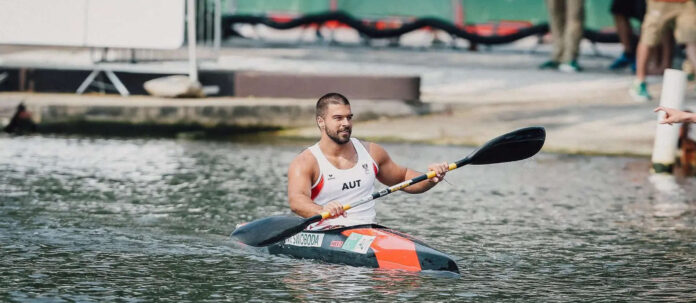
262;224;459;273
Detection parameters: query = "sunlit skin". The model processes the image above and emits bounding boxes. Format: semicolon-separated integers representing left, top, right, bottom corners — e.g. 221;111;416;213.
637;38;696;82
287;103;448;220
654;106;696;124
320;104;353;145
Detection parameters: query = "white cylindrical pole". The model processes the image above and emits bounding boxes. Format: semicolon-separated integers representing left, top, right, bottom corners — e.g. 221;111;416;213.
187;0;198;83
214;0;221;57
651;69;687;173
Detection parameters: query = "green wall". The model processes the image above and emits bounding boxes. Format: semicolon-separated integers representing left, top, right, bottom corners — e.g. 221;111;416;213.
227;0;617;30
228;0;330;15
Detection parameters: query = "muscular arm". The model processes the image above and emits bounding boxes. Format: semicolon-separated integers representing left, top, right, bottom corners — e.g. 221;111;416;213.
287;151;345;218
287;151;324;218
368;142;441;194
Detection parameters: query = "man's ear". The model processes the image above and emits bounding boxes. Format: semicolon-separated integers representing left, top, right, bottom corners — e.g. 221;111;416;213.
317;116;325;129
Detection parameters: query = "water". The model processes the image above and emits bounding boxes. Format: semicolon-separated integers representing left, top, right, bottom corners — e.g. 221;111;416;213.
1;135;695;302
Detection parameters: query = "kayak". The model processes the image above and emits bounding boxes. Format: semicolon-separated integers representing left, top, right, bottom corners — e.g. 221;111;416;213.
247;224;459;273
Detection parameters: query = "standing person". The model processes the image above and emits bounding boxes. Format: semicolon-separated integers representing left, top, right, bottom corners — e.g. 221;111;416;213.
539;0;585;72
287;93;448;230
608;0;675;74
3;103;36;134
631;0;696;101
608;0;646;71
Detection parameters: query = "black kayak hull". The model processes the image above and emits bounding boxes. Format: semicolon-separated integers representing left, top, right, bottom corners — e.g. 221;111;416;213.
263;224;459;273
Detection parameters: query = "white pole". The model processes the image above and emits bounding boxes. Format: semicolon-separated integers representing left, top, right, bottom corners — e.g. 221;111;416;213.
214;0;221;57
651;69;687;173
187;0;198;83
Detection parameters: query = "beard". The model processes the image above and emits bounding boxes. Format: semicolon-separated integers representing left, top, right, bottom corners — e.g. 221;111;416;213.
326;126;351;144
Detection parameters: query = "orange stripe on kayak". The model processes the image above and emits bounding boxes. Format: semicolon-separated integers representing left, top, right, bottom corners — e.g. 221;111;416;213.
342;228;421;271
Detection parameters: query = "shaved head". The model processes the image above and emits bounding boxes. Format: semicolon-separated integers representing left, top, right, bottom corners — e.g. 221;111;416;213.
316;93;350;118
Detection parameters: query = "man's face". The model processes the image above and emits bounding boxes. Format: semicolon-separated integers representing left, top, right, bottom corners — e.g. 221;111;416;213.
319;104;353;145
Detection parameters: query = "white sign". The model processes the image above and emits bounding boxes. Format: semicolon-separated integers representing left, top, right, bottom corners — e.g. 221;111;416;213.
284;233;325;248
0;0;86;46
341;233;376;254
0;0;185;49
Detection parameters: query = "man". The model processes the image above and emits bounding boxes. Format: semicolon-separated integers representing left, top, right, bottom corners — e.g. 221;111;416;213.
631;0;696;101
287;93;448;230
539;0;585;72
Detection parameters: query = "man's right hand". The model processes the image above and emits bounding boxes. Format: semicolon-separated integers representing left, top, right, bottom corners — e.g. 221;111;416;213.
321;201;346;218
654;106;695;124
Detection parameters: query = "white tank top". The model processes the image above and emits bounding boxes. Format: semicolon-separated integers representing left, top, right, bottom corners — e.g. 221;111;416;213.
306;138;379;230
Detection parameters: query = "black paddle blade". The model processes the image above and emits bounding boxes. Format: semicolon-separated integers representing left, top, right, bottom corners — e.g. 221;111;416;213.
231;215;312;247
466;127;546;165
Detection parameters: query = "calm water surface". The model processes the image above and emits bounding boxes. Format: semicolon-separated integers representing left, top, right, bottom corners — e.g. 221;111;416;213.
1;135;695;302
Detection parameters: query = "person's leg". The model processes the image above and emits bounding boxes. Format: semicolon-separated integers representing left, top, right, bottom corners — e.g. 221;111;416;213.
544;0;565;66
632;1;668;101
631;42;654;101
646;33;663;74
682;58;696;81
686;44;696;80
636;42;653;82
610;14;637;69
674;0;696;80
615;14;634;54
611;0;640;54
559;0;584;72
684;51;695;81
630;0;648;72
658;33;675;72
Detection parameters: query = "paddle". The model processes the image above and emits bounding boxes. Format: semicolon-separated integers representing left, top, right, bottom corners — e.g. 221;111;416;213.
231;126;546;247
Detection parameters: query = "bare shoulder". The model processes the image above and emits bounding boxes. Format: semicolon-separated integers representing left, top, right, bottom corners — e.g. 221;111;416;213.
359;139;371;151
362;140;390;164
290;149;317;170
288;149;319;181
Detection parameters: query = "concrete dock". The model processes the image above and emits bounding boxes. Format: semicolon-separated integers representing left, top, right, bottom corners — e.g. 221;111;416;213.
0;92;434;135
1;37;695;156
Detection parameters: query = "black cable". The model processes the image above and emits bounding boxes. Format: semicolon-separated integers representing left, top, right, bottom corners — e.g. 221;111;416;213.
222;11;620;45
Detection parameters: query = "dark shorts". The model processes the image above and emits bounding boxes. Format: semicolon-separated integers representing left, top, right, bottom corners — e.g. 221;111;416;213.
611;0;647;21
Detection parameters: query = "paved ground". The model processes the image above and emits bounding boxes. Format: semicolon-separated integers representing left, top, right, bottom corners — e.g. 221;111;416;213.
2;32;695;156
219;36;694;156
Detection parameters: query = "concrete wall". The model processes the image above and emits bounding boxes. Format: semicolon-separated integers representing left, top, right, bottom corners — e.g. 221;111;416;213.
0;68;420;101
0;93;438;136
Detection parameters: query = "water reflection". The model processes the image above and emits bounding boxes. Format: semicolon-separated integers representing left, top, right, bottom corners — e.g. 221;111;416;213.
277;263;449;302
1;136;696;301
649;174;691;218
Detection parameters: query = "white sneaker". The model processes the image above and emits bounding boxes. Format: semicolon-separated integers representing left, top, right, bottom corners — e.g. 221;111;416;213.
559;61;581;73
628;81;652;102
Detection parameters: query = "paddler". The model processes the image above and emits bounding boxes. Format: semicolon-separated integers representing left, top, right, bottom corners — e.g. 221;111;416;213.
287;92;448;230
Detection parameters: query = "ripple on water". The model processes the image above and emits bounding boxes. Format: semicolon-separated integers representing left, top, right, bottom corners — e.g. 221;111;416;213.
1;136;696;302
